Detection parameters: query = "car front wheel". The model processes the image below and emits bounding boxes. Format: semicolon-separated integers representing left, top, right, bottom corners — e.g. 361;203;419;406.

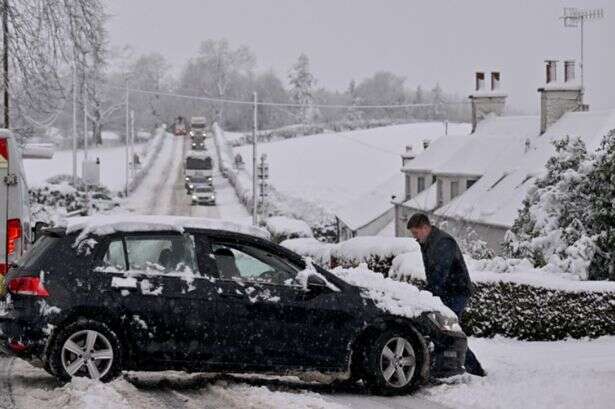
361;330;421;395
48;319;123;383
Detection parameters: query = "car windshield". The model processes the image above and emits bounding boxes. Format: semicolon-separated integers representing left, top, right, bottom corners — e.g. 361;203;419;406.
195;186;213;193
186;156;212;170
191;177;209;183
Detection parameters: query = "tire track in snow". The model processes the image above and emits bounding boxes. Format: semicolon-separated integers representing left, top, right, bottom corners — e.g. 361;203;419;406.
0;357;16;409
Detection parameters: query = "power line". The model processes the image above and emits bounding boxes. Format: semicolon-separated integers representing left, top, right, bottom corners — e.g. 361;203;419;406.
103;84;469;110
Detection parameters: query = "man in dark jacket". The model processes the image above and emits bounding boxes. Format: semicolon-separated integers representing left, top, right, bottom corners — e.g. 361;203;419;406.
407;213;486;377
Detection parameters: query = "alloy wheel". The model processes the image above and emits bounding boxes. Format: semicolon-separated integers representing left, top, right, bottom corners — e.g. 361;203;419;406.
379;336;416;388
60;329;114;380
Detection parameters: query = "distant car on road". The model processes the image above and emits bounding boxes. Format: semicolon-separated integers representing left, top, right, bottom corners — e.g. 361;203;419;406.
191;185;216;205
0;216;466;395
185;175;213;194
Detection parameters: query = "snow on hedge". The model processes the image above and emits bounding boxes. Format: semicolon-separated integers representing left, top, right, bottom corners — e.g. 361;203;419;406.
64;215;270;240
331;264;456;319
391;252;615;293
280;238;334;267
331;236;419;262
265;216;313;239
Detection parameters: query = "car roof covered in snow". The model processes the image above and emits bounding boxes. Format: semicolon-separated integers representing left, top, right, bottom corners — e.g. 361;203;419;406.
63;215;270;240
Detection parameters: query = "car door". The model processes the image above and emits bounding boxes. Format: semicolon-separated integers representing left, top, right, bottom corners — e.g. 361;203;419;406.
95;232;217;364
204;235;352;369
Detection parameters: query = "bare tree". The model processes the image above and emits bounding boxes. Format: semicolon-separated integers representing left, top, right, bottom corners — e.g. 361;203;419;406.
2;0;106;130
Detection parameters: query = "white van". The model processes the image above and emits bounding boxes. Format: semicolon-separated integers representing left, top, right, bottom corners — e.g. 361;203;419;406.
0;129;31;275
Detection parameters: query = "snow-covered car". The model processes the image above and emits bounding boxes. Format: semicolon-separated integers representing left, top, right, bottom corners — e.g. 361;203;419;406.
191;185;216;205
0;216;466;395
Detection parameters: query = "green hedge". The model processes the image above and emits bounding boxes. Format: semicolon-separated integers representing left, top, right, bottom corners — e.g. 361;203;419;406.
407;278;615;341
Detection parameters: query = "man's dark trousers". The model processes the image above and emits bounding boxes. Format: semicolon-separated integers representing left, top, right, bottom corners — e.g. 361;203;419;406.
442;295;483;376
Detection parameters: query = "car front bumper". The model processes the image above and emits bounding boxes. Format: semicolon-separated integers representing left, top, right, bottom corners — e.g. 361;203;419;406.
429;331;467;378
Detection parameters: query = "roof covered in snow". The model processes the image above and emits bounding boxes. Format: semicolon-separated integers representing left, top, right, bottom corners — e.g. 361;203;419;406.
63;215;270;240
435;109;615;227
402;182;438;212
433;115;540;177
335;173;402;231
402;133;471;173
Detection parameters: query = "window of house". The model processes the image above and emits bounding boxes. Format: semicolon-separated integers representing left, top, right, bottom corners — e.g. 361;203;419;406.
466;179;478;190
432;175;437;185
437;179;443;206
417;176;426;193
450;180;459;199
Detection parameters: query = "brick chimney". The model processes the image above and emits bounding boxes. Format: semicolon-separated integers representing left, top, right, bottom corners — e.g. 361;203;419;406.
469;71;507;133
538;59;586;134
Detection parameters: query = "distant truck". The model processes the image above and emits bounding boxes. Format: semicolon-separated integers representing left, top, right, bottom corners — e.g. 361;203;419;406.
184;151;213;185
190;117;207;138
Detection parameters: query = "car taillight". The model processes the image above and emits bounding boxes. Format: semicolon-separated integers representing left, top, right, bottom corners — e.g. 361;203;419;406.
0;137;8;160
0;263;6;275
8;277;49;297
7;219;21;256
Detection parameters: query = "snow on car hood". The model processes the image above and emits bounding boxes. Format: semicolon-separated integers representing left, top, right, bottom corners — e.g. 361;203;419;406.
62;215;270;241
330;264;456;319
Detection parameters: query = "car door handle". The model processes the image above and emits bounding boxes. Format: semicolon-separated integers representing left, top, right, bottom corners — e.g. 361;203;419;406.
219;292;244;299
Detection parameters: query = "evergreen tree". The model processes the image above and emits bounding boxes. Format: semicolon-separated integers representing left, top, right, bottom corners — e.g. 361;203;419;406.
431;83;445;120
288;53;318;124
505;136;595;277
586;129;615;280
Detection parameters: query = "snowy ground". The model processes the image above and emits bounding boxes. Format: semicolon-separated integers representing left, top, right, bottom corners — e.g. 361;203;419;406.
24;143;146;192
234;123;470;214
2;336;613;409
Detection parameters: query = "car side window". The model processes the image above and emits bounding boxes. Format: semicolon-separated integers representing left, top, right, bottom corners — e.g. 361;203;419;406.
123;234;199;275
102;239;127;271
211;242;299;286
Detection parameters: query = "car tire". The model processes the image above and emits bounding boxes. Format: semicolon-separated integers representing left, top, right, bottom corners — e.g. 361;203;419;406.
48;319;123;383
360;330;422;395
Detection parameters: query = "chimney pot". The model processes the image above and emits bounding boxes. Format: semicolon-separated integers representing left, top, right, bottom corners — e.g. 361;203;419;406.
545;60;558;84
422;140;430;150
475;72;485;91
564;60;576;82
491;72;501;91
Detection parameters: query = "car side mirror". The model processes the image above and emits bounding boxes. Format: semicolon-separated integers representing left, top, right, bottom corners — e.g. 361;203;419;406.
32;221;49;243
306;273;328;291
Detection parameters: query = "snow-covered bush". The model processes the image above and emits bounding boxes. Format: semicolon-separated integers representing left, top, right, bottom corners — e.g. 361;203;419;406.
264;216;313;243
330;237;418;275
280;238;334;267
505;136;596;279
405;277;615;341
586;129;615;281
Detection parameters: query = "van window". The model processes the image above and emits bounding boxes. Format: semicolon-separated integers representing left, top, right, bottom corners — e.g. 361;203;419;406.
186;157;212;170
16;235;59;270
102;239;127;271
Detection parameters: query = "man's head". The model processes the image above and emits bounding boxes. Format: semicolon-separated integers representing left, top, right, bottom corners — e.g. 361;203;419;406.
407;213;432;243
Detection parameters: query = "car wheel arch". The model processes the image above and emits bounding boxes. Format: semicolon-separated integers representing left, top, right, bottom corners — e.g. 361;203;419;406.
348;317;430;384
44;306;133;366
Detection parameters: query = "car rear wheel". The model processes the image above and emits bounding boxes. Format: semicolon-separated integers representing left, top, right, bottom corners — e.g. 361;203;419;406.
361;330;421;395
48;319;123;383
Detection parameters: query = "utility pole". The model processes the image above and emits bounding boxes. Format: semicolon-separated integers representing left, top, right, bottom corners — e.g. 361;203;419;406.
252;92;258;226
3;0;9;128
83;62;89;214
560;7;604;89
130;109;135;179
72;58;77;186
124;83;129;197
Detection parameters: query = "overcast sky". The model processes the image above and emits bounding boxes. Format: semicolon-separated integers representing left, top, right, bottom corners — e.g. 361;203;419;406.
106;0;613;113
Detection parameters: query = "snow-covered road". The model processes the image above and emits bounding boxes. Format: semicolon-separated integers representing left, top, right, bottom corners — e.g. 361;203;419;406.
2;336;613;409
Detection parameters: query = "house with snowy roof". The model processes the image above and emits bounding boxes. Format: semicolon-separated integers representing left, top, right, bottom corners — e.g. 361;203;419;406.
394;61;615;252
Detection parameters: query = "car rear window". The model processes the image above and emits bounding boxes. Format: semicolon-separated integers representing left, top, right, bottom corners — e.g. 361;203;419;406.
15;235;59;271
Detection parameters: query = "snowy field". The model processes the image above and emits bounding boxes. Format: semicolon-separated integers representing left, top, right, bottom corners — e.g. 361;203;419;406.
24;143;145;192
234;123;470;213
4;336;613;409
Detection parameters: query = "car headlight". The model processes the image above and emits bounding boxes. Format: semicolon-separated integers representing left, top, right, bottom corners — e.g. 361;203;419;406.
185;177;190;182
192;195;198;200
188;184;194;189
427;312;463;333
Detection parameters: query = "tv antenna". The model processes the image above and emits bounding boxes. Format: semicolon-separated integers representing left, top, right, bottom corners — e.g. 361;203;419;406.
560;7;605;89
